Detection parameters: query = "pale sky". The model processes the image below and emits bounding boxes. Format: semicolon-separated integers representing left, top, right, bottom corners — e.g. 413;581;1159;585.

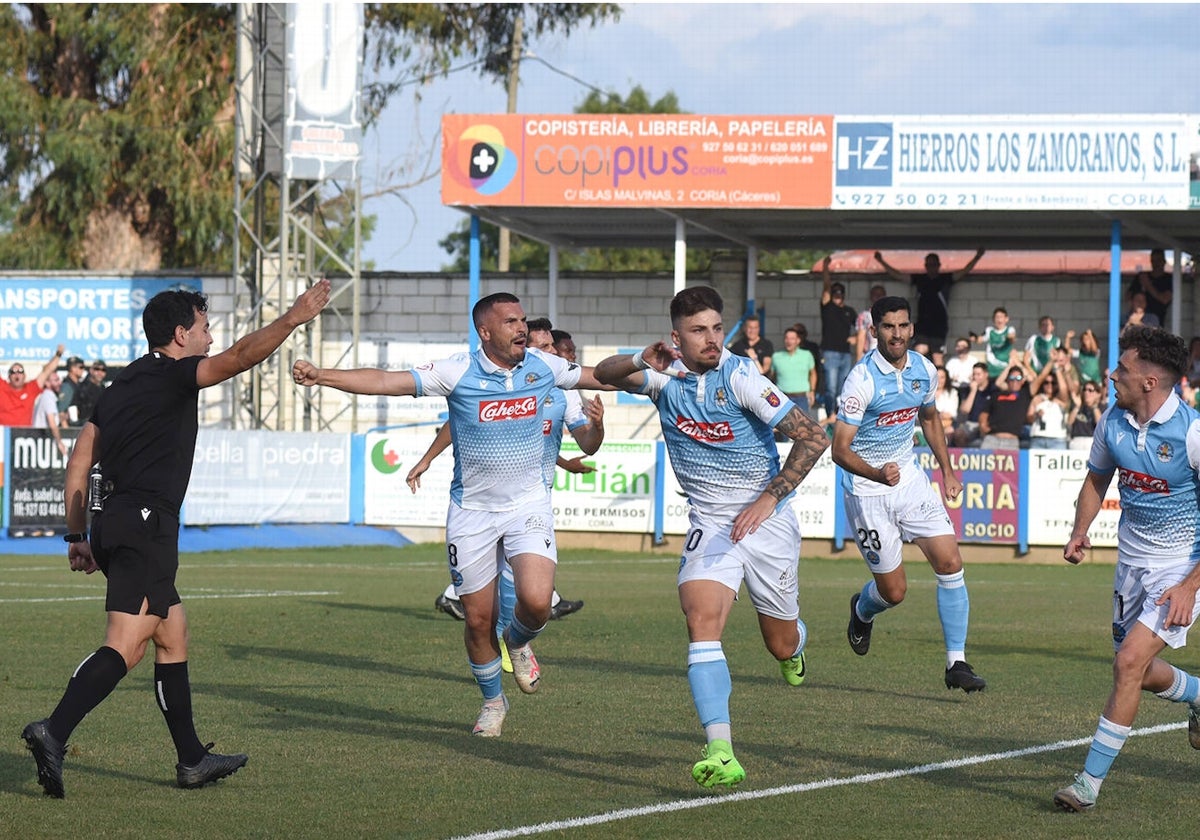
359;3;1198;271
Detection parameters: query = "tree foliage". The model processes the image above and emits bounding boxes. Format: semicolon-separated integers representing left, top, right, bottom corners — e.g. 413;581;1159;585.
0;3;620;271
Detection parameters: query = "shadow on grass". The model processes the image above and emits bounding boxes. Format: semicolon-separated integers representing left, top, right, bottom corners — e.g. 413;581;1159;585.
222;644;463;684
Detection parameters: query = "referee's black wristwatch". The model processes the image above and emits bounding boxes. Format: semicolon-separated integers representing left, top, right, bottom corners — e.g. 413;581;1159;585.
63;532;88;543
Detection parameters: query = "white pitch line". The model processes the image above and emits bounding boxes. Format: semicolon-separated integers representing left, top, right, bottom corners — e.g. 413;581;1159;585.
0;589;336;605
447;722;1184;840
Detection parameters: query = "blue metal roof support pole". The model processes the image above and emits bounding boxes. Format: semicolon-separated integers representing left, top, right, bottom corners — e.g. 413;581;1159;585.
1108;221;1122;403
469;214;481;355
746;246;758;320
674;218;686;295
653;440;666;545
1171;249;1183;335
548;244;559;326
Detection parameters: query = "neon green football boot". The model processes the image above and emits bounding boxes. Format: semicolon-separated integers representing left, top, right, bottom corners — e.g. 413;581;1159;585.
780;651;806;686
691;738;745;789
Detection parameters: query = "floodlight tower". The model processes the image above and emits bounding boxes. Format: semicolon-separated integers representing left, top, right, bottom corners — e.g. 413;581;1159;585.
231;3;364;431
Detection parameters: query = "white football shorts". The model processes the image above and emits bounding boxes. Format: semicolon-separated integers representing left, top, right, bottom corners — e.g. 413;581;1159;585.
676;505;801;620
445;496;558;596
843;476;954;574
1112;560;1200;651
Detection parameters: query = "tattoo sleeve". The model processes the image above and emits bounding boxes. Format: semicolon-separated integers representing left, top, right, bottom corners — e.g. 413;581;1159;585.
764;408;830;501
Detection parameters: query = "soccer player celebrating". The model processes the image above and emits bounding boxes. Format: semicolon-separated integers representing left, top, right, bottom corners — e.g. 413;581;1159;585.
832;296;986;693
1055;325;1200;812
594;286;829;788
294;293;607;738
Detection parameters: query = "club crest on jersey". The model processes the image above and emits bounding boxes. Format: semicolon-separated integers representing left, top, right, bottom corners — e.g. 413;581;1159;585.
716;387;728;407
542;394;555;407
761;388;780;407
911;379;925;392
478;396;538;422
1157;442;1174;463
674;415;734;442
525;372;539;385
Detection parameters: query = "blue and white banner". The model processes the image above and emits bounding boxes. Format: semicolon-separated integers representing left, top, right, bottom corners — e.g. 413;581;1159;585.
833;114;1197;211
0;276;197;364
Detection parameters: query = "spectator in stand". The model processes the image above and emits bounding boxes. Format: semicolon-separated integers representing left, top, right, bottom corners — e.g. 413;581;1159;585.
1050;343;1082;406
979;357;1036;449
1067;380;1105;451
69;360;108;428
1122;291;1160;331
58;356;87;425
853;283;888;362
974;306;1017;381
0;345;65;426
819;256;858;415
944;337;975;401
729;315;774;380
1186;337;1200;388
792;323;826;418
1067;328;1105;386
952;362;997;447
934;366;959;437
1027;362;1071;449
771;326;818;418
1127;248;1172;326
1024;316;1062;375
874;248;985;365
33;370;69;457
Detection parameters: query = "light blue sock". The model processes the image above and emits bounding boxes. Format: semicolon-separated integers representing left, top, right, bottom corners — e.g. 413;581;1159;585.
687;642;731;730
856;580;893;622
504;612;543;649
1082;715;1130;782
935;570;970;663
1155;665;1200;705
791;617;808;657
469;657;504;701
495;567;516;640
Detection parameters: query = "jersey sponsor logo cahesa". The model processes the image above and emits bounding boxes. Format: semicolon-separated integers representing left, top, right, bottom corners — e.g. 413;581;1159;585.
1117;468;1169;494
876;406;919;426
478;396;538;422
674;415;734;442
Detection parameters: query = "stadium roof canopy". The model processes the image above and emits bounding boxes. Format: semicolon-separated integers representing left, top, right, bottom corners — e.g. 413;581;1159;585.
451;204;1200;256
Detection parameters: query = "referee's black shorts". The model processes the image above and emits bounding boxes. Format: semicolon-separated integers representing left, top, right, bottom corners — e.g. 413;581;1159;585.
91;498;181;618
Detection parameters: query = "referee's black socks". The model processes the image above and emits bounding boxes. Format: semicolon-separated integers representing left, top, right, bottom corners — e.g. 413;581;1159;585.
155;661;206;765
47;645;128;743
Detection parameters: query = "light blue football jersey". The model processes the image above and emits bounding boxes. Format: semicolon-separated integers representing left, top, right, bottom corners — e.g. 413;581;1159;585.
837;349;937;496
1088;391;1200;568
642;348;792;520
413;347;581;511
540;388;588;490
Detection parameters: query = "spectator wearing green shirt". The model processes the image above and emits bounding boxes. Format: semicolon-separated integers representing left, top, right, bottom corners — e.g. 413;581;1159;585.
1024;315;1061;375
771;326;818;417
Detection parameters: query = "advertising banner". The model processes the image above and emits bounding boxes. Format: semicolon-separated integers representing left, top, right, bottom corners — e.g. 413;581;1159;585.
1026;449;1120;548
833;114;1195;211
442;113;834;209
285;3;363;181
6;428;77;537
0;276;194;364
186;429;351;525
918;448;1021;544
549;440;656;532
362;429;453;527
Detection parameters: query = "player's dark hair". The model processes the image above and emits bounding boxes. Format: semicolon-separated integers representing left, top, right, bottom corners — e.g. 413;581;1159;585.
143;290;209;349
670;286;723;327
871;295;911;326
1119;325;1187;379
472;292;520;328
550;329;571;344
526;317;553;333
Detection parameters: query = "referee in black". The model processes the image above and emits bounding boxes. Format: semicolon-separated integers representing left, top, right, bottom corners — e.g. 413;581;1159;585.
21;278;330;798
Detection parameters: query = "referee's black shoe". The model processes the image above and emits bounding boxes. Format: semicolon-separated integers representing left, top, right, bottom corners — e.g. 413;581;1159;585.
176;744;248;789
21;719;66;798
